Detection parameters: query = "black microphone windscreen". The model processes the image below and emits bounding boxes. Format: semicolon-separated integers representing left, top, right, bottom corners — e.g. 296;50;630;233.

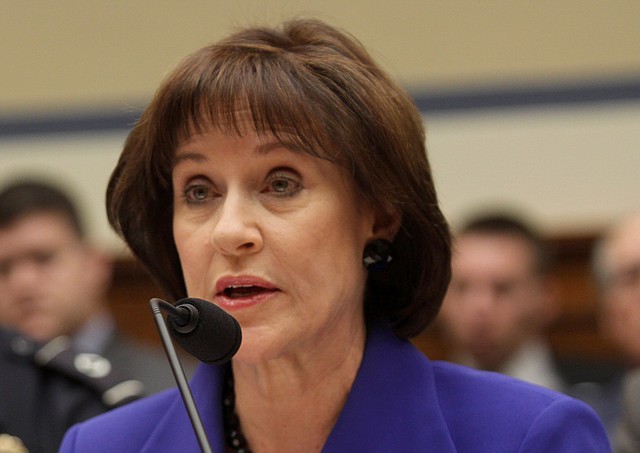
167;298;242;365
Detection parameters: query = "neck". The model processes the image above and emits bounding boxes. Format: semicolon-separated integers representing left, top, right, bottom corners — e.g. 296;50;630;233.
229;321;366;453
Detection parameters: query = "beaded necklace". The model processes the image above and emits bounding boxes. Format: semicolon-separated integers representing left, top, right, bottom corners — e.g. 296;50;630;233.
222;371;253;453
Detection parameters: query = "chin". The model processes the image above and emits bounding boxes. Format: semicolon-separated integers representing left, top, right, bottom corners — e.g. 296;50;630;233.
231;328;288;365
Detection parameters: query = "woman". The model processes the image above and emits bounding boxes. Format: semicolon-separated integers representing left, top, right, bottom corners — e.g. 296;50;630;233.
60;19;610;452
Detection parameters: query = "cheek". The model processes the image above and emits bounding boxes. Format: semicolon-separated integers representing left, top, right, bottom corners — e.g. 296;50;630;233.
622;302;640;327
276;216;366;296
50;259;85;290
173;224;207;288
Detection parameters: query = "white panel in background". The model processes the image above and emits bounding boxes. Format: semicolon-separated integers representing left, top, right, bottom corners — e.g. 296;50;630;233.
425;101;640;235
0;99;638;251
0;131;129;253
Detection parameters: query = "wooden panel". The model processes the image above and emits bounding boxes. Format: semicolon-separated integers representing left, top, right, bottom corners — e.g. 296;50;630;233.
107;259;166;349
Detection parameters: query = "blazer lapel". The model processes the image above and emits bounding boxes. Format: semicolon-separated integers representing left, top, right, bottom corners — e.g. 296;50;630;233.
323;324;457;452
139;364;227;453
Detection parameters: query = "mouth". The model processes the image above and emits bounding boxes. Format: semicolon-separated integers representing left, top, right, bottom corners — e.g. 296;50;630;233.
214;276;279;309
222;285;275;299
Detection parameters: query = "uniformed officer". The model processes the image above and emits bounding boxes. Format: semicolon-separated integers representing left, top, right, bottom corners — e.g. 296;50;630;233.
0;179;193;396
0;326;144;453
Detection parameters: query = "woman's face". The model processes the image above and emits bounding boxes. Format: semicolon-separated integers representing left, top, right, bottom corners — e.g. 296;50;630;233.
172;126;377;363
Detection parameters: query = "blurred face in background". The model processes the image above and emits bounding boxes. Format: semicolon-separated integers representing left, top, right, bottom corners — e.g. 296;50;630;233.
599;214;640;365
0;211;111;342
439;233;556;371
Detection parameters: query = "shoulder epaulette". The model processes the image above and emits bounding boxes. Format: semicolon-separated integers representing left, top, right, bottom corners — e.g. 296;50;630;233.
10;334;145;408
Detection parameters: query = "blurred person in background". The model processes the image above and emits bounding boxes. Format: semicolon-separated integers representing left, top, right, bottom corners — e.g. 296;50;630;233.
0;179;189;394
593;211;640;370
0;178;196;451
0;323;142;453
592;211;640;452
438;212;565;391
615;367;640;453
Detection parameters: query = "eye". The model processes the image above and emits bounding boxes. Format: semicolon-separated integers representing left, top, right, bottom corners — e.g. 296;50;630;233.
32;250;56;266
614;263;640;289
451;280;468;295
493;281;517;297
264;170;302;197
0;260;10;278
271;178;292;193
183;181;213;204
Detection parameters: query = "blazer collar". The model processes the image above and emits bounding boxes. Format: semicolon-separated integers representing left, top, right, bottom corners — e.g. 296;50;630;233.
139;363;226;453
323;324;456;452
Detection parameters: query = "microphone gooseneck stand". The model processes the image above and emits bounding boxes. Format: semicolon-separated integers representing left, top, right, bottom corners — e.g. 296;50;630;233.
150;298;213;453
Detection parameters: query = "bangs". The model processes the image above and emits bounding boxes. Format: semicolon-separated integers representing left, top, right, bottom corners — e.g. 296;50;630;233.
152;44;348;166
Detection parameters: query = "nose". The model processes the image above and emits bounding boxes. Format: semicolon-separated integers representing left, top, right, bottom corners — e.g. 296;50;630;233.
209;192;263;257
464;287;497;319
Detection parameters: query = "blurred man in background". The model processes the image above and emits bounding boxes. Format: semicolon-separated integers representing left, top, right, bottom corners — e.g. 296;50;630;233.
0;179;181;393
0;323;141;453
0;181;173;452
593;211;640;370
438;212;565;391
592;211;640;452
0;178;188;451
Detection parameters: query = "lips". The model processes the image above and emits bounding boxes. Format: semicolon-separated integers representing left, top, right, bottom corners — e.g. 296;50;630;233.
223;284;274;298
214;275;279;308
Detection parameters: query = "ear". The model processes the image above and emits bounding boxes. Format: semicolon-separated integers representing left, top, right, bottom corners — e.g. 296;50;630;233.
538;274;561;326
372;204;402;242
84;245;114;291
598;295;623;345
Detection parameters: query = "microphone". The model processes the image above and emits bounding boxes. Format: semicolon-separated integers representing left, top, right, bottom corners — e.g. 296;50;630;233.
165;297;242;365
149;297;242;453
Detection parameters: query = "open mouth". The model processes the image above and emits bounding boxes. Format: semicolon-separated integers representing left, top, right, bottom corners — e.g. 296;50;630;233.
223;285;273;299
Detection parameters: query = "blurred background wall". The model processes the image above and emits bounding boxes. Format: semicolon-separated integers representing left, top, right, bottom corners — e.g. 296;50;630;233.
0;0;638;251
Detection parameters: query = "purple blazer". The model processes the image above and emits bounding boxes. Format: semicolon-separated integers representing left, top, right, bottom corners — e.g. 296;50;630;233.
60;324;611;452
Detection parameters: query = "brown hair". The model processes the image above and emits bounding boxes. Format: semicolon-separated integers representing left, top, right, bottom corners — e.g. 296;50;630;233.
107;18;450;338
0;179;85;237
459;212;554;277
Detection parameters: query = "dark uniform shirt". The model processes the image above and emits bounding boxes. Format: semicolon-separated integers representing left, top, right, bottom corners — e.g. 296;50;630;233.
0;327;144;453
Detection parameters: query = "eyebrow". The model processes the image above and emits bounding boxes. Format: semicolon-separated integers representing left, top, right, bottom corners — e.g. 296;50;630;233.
173;139;304;166
173;152;207;166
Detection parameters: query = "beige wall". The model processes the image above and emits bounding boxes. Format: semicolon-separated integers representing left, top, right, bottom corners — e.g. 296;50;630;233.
2;0;639;111
1;1;639;250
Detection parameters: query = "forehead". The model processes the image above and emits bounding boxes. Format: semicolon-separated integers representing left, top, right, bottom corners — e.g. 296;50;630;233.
607;215;640;268
453;233;536;275
0;212;79;248
174;126;358;188
173;129;326;178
